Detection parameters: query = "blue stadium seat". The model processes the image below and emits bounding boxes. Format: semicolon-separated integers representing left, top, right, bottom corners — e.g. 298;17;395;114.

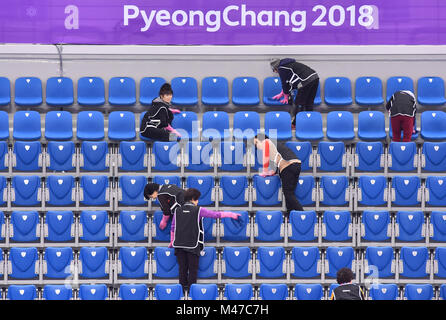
258;284;289;300
354;141;385;172
45;111;73;140
357;176;387;206
232;77;260;106
79;176;109;206
421;142;446;172
395;211;424;242
0;111;9;140
224;284;253;300
13;141;42;171
222;247;252;278
322;211;352;241
441;284;446;300
198;247;217;278
152;211;172;242
77;77;105;106
404;284;433;300
290;247;321;278
391;176;421;207
153;284;184;300
369;284;399;300
46;175;75;206
420;111;446;140
185;141;214;172
430;211;446;242
325;247;355;278
185;175;215;206
355;76;384;106
316;141;346;172
44;211;75;242
417;77;446;106
219;176;249;206
108;77;136;106
201;111;230;141
319;176;349;207
8;247;39;279
203;217;216;242
13;111;41;140
172;111;199;140
76;111;105;140
78;247;109;278
46;141;75;172
78;284;108;300
189;284;219;300
364;246;395;278
253;175;281;206
295;112;324;140
171;77;198;106
80;141;109;172
0;178;5;207
220;211;249;242
118;247;148;278
233;111;260;140
399;247;429;278
264;111;292;141
151;141;181;172
324;77;353;106
295;176;316;206
202;76;229;106
263;77;284;106
79;211;109;242
108;111;136;141
14;77;42;106
425;176;446;207
288;210;318;242
43;285;73;300
7;285;37;300
434;247;446;278
254;211;284;242
357;111;387;140
0;77;10;106
118;211;147;242
139;77;166;105
118;284;148;300
0;212;5;240
11;176;41;206
0;142;7;172
153;247;178;278
326;111;355;140
10;211;40;242
386;76;414;102
118;141;147;172
285;141;313;172
388;142;417;172
294;284;323;300
43;247;74;279
118;176;146;206
361;210;392;241
46;77;74;106
218;141;246;172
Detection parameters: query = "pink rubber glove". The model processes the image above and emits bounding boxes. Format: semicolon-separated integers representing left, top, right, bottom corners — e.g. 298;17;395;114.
220;212;241;220
159;214;170;230
279;94;289;104
169;108;181;114
272;90;284;100
260;170;276;177
166;124;182;137
168;231;174;248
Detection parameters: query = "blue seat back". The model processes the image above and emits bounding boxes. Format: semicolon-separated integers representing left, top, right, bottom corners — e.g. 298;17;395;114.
326;111;355;140
80;176;109;206
258;284;289;300
119;176;146;206
294;284;323;300
386;76;414;101
391;176;421;206
369;284;399;300
417;77;446;105
0;177;5;206
12;176;41;206
355;76;384;105
224;284;253;300
46;77;74;106
152;141;180;171
0;77;11;106
44;247;73;278
9;247;39;279
357;111;387;140
13;141;42;172
119;247;148;278
46;175;75;206
221;211;249;242
7;285;37;300
108;111;136;141
263;77;283;106
289;210;318;241
13;111;41;140
219;176;248;206
421;111;446;141
320;176;349;206
153;247;178;278
422;142;446;172
295;176;315;206
202;111;230;141
171;77;198;106
0;212;5;240
45;211;74;242
364;246;394;278
396;211;424;241
171;111;199;140
153;284;184;300
434;247;446;278
77;77;105;106
355;141;384;172
47;141;75;172
198;247;217;278
119;284;148;300
253;175;281;206
295;112;324;140
291;246;320;278
10;211;39;242
317;141;346;172
324;77;352;106
201;77;229;106
233;111;260;140
219;141;246;172
79;247;108;278
14;77;42;106
358;176;387;206
139;77;166;105
264;111;292;141
44;111;73;141
232;77;260;106
118;211;147;242
186;175;214;206
322;211;351;241
79;211;109;241
108;77;136;106
79;284;108;300
222;246;251;278
80;141;108;171
400;247;429;278
119;141;147;171
43;285;73;300
285;141;313;171
189;284;219;300
255;211;284;242
76;111;105;140
325;247;355;278
430;211;446;242
426;176;446;206
404;284;433;300
389;142;417;172
186;141;213;171
0;111;9;140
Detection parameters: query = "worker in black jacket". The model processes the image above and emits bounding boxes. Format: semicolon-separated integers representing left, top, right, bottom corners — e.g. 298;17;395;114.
386;90;417;142
330;267;365;300
270;58;319;127
140;83;182;141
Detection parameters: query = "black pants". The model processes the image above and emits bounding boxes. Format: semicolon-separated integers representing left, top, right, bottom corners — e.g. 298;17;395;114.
140;126;171;141
291;78;319;125
279;162;304;214
175;249;200;292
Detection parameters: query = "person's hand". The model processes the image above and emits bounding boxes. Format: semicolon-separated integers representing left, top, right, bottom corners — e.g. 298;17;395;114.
221;212;241;220
166;124;182;137
168;241;173;248
170;108;181;114
159;220;167;230
279;93;289;104
260;170;276;177
272;90;284;100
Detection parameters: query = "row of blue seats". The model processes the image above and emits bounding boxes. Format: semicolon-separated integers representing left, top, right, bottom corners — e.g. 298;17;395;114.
3;110;446;142
0;210;445;244
1;76;445;107
1;174;446;208
1;245;445;280
6;283;445;300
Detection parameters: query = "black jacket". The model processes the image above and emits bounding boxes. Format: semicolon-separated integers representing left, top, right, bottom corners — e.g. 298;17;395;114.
157;184;185;217
277;58;319;94
386;90;417;117
331;283;364;300
140;97;174;134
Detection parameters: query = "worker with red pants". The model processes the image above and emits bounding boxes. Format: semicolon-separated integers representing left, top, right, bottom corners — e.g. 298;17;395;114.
386;90;417;142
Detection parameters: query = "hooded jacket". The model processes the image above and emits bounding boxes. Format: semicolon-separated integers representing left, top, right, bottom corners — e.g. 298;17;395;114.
277;58;319;94
140;97;174;134
386;90;417;117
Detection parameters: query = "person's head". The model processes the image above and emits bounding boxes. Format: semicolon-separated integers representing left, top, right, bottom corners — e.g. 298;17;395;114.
270;58;281;73
253;133;269;150
144;183;160;200
159;83;173;103
184;188;201;205
336;267;354;285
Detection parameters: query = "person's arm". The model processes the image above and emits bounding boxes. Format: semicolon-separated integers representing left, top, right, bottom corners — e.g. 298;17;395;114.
385;95;394;111
199;207;240;220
